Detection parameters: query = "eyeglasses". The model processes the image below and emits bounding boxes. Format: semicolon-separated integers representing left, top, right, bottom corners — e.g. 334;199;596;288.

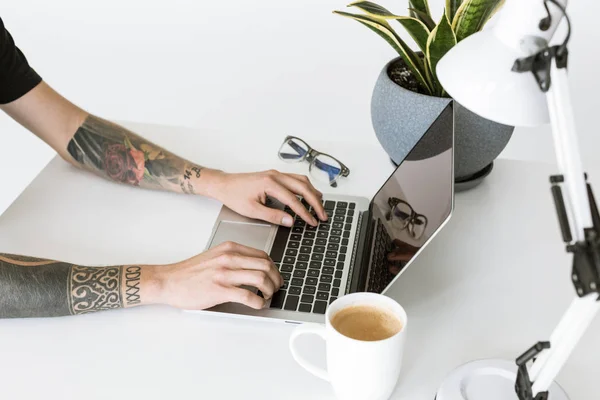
386;197;428;240
278;136;350;187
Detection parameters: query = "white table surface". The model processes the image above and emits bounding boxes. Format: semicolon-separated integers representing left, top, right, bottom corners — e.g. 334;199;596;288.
0;123;598;400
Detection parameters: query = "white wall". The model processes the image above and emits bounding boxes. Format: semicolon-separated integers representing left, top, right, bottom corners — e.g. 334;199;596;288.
1;0;599;214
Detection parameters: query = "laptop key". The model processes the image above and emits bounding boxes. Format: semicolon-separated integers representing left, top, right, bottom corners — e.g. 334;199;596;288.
293;270;306;278
343;231;350;238
318;283;331;292
330;236;341;244
318;224;330;231
340;246;347;253
289;286;301;295
335;270;343;278
347;209;354;217
304;286;316;294
292;227;303;234
316;292;329;301
286;249;298;256
280;264;293;272
306;277;318;286
334;208;345;215
270;290;286;309
316;238;327;246
282;273;291;281
290;234;302;241
325;210;334;218
334;215;344;222
342;238;349;246
269;226;291;262
345;223;352;231
337;202;348;208
291;278;303;286
338;254;346;262
336;262;344;270
308;269;320;277
346;217;354;224
321;275;333;283
305;225;317;231
322;267;334;275
302;239;314;246
324;259;335;267
331;229;342;237
324;201;336;210
300;246;311;254
317;231;328;238
314;246;325;254
332;288;339;297
296;262;308;270
349;203;355;209
301;294;315;304
284;295;300;311
304;231;316;239
333;279;341;288
284;256;296;264
298;303;312;313
312;254;324;261
310;261;322;268
313;300;327;314
298;254;309;262
332;222;343;229
326;251;337;258
327;243;339;251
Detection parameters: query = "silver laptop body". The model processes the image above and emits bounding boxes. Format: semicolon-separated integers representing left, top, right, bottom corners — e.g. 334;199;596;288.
195;103;454;324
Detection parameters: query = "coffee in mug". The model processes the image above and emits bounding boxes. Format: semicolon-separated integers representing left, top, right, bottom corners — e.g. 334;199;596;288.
331;304;403;341
289;293;407;400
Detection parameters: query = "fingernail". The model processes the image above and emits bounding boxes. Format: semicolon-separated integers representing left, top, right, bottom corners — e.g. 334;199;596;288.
282;215;293;227
311;217;318;226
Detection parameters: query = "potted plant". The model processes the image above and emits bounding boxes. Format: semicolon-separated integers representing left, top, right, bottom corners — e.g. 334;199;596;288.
334;0;513;190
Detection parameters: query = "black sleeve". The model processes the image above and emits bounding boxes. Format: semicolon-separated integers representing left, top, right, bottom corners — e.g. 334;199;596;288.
0;16;42;105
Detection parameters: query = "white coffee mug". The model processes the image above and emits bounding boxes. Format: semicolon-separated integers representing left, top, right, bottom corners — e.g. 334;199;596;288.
289;293;408;400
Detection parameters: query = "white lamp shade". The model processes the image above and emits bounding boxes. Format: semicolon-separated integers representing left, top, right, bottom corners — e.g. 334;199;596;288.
437;29;550;127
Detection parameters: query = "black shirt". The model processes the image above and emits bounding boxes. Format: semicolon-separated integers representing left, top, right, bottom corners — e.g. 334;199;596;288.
0;16;42;104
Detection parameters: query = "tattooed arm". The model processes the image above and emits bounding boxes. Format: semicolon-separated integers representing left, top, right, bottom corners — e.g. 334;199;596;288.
0;242;283;318
1;82;327;226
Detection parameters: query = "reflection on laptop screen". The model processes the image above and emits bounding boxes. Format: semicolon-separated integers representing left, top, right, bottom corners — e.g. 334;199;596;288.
365;104;454;293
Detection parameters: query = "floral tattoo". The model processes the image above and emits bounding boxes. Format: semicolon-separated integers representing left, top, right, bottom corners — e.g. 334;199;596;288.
67;115;202;192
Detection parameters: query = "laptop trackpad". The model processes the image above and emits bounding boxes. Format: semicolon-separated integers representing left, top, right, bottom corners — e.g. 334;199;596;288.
209;221;272;253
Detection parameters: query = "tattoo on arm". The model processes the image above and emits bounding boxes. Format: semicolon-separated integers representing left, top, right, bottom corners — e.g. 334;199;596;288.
67;115;203;193
0;253;143;318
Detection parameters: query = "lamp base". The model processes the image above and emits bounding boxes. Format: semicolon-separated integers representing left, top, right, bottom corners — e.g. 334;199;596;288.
435;359;569;400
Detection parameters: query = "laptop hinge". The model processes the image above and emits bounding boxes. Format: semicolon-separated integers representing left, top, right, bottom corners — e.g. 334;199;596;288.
349;208;373;293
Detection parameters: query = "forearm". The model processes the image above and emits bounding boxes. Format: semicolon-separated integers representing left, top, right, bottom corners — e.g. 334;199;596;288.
0;253;161;318
67;114;223;196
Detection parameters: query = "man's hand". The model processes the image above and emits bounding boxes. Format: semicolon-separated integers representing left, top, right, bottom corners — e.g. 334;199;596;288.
205;169;328;227
148;241;283;310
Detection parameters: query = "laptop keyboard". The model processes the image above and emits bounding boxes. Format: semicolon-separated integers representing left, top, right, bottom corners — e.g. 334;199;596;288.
268;199;356;314
367;219;395;293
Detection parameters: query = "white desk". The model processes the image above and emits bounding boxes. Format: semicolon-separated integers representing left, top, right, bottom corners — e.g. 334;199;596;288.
0;123;598;400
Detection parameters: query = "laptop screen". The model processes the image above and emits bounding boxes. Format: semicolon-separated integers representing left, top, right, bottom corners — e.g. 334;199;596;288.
365;103;454;293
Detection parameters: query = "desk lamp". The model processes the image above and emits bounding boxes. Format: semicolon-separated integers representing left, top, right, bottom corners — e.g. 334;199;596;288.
436;0;599;399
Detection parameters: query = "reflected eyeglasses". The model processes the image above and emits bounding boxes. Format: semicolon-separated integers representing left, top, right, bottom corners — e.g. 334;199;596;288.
278;136;350;187
385;197;428;240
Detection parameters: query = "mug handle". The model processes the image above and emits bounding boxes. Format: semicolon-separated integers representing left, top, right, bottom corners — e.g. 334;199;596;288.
289;323;330;381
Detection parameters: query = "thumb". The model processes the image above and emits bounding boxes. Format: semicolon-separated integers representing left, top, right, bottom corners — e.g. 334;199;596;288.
253;204;294;227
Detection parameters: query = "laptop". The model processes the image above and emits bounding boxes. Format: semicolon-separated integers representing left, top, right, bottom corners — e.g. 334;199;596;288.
200;103;454;323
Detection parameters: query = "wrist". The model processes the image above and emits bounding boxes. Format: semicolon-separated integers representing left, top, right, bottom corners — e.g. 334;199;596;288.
136;265;168;306
196;168;228;200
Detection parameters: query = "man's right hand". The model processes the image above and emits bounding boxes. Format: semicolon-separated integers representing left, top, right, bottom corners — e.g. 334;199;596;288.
147;241;283;310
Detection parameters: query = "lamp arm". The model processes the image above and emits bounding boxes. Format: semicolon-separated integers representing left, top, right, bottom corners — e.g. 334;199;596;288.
514;58;600;400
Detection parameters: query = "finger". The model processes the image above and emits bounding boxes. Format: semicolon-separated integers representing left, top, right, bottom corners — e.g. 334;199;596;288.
266;183;318;226
213;253;283;288
277;174;327;222
224;269;277;299
211;241;270;260
288;174;324;197
389;265;401;276
387;251;413;262
226;287;267;309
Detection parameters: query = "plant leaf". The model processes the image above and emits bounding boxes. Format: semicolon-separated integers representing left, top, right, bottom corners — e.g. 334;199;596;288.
408;0;432;21
347;2;431;53
408;8;436;30
446;0;463;21
426;13;457;96
123;136;135;150
334;10;432;94
452;0;503;42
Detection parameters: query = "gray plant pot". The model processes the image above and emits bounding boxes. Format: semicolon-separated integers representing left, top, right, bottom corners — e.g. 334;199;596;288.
371;57;514;190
